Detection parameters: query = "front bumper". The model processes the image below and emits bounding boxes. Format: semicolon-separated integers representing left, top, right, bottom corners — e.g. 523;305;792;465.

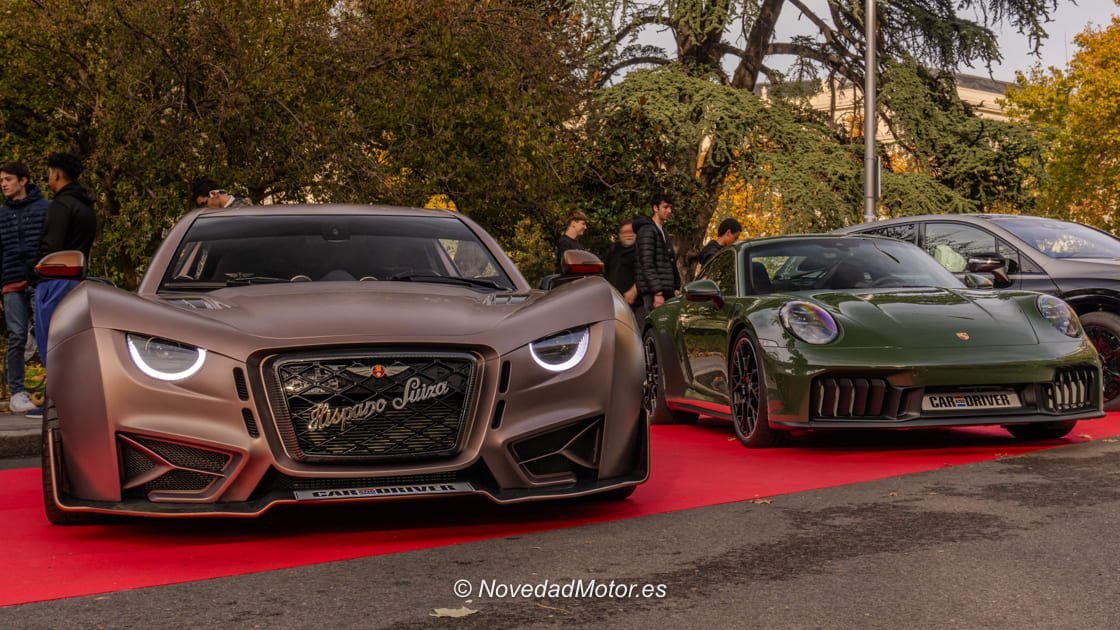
45;319;647;518
761;342;1105;429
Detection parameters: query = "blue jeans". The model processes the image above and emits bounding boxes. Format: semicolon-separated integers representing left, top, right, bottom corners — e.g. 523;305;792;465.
34;279;79;369
3;287;33;394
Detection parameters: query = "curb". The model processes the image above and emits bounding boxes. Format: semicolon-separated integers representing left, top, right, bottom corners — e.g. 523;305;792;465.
0;431;38;458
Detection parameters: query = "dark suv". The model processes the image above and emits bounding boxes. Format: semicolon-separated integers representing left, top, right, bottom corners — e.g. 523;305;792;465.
837;214;1120;409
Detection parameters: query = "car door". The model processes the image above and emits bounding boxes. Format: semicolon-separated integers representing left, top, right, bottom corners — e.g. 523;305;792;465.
681;249;738;398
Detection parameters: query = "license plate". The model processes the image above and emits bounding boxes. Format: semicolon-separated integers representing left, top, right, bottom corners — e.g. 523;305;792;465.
922;391;1021;412
294;481;474;501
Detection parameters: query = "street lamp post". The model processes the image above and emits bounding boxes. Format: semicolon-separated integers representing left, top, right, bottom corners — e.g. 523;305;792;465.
863;0;878;224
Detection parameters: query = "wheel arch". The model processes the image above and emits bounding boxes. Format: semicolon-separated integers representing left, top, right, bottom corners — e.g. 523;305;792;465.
1064;292;1120;316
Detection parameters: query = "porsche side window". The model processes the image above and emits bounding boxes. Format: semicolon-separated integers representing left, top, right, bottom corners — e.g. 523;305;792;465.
923;223;998;273
705;250;737;296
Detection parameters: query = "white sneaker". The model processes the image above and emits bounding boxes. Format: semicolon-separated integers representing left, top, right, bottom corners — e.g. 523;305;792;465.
8;391;35;413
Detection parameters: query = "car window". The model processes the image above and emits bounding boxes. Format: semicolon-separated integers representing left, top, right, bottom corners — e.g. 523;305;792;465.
986;216;1120;259
923;223;999;273
703;249;737;296
862;223;918;244
162;215;513;291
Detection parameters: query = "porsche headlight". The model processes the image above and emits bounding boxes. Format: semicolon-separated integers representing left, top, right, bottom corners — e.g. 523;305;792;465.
126;334;207;381
1037;295;1082;337
779;301;840;345
530;327;590;372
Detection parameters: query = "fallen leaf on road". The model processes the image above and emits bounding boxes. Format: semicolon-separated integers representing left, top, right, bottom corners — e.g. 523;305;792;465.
749;498;772;505
431;607;479;618
1103;439;1118;443
1078;434;1093;439
887;492;898;497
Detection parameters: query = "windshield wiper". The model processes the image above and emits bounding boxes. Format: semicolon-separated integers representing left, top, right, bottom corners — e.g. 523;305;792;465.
388;273;509;291
225;275;293;286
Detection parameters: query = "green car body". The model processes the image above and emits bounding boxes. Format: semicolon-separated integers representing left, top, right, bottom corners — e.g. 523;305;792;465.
642;235;1104;447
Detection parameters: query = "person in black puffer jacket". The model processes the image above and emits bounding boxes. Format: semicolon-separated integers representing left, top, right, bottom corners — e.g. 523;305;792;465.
0;162;49;412
633;194;681;323
33;153;97;406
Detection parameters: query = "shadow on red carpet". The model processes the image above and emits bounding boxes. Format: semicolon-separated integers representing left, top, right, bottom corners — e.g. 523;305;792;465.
2;413;1118;606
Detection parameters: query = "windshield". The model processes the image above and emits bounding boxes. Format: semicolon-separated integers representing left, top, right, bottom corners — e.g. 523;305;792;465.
160;215;514;292
748;238;965;292
987;216;1120;259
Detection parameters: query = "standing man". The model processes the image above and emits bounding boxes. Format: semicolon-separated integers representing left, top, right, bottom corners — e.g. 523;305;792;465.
632;194;681;323
699;218;743;267
554;210;588;273
190;178;253;209
35;153;96;381
0;162;49;412
605;219;639;315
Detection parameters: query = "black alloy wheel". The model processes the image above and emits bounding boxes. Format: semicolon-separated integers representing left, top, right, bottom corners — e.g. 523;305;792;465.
642;331;698;425
729;332;781;448
1081;311;1120;409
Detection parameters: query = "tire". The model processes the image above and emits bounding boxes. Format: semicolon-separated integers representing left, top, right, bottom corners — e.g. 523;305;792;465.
41;416;100;525
1081;311;1120;410
1004;420;1077;441
729;330;783;448
642;330;699;425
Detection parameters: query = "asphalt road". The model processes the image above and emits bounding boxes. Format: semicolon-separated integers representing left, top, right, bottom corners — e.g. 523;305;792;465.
4;439;1120;629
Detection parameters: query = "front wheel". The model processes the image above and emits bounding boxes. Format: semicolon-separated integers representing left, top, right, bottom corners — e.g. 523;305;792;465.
41;416;101;525
642;331;698;425
1081;311;1120;410
729;331;783;448
1004;420;1077;441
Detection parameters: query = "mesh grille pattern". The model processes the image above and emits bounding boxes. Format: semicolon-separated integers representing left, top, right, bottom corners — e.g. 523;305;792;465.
132;436;231;473
271;352;476;460
233;368;250;401
144;469;218;492
122;444;156;479
242;408;260;438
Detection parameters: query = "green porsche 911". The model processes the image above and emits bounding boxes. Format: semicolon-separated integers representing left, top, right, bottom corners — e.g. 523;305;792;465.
642;235;1104;447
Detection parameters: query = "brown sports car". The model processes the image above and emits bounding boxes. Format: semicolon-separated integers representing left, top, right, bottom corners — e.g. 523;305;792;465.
41;205;646;523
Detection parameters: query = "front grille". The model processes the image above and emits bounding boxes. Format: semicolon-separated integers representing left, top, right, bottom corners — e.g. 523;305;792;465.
810;377;911;420
1042;366;1097;413
266;350;478;461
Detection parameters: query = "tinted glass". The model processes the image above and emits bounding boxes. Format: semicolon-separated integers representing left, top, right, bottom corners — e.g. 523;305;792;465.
988;217;1120;259
864;223;918;244
160;215;513;291
704;249;738;296
749;238;964;292
924;223;998;273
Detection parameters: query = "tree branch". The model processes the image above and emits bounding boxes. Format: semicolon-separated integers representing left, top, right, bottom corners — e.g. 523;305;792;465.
595;56;670;87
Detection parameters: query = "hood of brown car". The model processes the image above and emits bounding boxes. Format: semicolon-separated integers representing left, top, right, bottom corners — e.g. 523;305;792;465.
156;282;540;339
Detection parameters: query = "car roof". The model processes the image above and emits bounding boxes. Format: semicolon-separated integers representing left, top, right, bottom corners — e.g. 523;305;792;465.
839;213;1068;229
733;233;897;248
194;203;459;219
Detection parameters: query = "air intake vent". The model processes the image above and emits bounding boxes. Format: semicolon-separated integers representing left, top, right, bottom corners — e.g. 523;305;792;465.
811;377;909;419
242;408;260;437
499;361;511;393
118;434;233;499
490;400;506;429
1042;366;1097;413
233;368;250;401
510;417;602;480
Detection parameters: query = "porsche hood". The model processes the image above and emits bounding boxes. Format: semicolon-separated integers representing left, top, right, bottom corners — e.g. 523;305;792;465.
795;287;1042;348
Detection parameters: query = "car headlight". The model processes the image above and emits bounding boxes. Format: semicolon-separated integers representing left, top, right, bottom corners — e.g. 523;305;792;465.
779;301;840;345
126;334;207;381
530;327;590;372
1036;295;1082;337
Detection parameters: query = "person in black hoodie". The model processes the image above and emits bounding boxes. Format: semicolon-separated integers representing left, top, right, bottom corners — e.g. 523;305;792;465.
605;219;639;315
34;153;96;384
0;162;49;412
633;194;680;323
698;217;742;268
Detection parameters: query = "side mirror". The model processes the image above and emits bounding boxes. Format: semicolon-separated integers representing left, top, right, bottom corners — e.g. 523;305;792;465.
684;279;724;308
560;249;605;275
966;255;1011;288
36;250;86;280
963;273;994;289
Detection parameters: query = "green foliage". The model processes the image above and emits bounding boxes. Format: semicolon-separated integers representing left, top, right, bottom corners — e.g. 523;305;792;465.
0;0;581;287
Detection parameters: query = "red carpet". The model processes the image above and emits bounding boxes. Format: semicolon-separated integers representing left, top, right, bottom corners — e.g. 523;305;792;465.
3;414;1119;606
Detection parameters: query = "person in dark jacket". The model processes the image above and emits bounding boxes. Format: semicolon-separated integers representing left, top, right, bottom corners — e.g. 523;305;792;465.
605;219;639;315
34;153;96;385
0;162;49;412
699;217;743;267
554;210;588;273
633;194;680;323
